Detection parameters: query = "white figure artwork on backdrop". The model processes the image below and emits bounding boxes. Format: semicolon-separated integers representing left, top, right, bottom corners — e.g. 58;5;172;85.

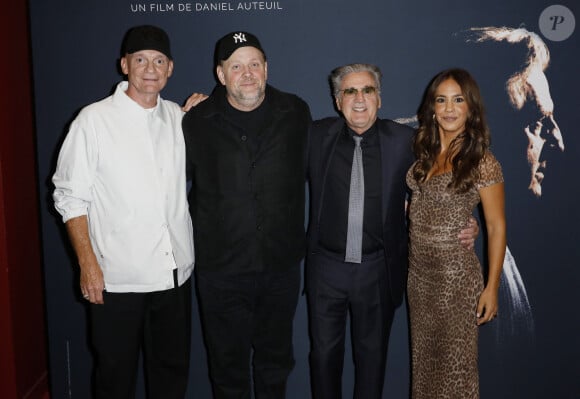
465;26;564;197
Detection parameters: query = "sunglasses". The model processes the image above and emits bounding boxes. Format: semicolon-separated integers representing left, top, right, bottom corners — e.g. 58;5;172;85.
340;86;378;97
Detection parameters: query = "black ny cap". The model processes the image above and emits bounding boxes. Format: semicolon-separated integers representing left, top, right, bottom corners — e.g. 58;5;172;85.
215;31;265;63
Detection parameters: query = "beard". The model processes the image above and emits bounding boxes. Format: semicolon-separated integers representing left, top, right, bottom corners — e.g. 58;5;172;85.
227;80;266;110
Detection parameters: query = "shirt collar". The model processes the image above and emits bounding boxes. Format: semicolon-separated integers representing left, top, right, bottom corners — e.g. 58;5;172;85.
344;120;378;140
113;81;168;123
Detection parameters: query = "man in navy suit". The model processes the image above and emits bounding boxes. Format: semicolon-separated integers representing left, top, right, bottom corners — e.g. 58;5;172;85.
306;63;475;399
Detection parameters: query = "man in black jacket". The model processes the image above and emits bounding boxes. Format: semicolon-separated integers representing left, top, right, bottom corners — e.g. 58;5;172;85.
182;31;311;399
306;63;413;399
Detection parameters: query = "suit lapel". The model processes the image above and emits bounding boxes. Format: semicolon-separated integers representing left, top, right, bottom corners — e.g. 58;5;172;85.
317;119;344;223
378;122;393;223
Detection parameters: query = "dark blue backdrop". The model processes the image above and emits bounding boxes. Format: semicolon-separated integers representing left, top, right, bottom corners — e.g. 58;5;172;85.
29;1;579;398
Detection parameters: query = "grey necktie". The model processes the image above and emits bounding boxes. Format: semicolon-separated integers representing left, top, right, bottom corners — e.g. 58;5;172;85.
345;135;364;263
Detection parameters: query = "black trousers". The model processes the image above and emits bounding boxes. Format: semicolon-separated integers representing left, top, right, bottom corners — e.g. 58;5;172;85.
196;265;301;399
90;276;192;399
306;249;395;399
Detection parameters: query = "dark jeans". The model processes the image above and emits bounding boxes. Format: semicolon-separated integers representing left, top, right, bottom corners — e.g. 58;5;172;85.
306;250;395;399
196;265;301;399
90;276;192;399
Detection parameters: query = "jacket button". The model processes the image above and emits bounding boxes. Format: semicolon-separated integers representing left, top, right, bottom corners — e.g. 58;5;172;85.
241;135;247;141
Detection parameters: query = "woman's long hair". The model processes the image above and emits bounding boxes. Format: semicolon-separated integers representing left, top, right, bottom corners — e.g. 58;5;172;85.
412;68;490;192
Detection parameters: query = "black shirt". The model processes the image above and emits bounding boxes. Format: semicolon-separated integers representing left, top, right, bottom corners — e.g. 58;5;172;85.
318;122;384;255
225;98;269;157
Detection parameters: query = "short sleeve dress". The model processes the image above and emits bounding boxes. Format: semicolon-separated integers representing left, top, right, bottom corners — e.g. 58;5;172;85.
405;151;503;399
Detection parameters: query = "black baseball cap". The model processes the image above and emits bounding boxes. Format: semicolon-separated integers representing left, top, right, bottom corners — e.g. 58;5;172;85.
215;31;265;64
122;25;172;59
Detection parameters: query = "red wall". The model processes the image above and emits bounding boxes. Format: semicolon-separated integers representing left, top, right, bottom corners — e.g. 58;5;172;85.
0;0;49;398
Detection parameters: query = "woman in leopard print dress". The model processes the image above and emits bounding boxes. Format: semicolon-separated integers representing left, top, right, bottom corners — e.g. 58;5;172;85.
406;68;506;398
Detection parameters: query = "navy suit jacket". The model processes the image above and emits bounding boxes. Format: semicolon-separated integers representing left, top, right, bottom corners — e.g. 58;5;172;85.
306;117;415;306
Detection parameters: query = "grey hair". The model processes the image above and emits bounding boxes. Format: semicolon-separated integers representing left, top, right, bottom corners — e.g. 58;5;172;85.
329;63;382;97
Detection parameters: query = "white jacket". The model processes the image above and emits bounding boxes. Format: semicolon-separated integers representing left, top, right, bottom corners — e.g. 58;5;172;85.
53;81;194;292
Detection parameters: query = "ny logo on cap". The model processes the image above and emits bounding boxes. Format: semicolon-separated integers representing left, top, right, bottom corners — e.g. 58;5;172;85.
233;32;247;44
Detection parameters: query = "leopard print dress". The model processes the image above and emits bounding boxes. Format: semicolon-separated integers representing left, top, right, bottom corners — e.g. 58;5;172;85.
406;152;503;399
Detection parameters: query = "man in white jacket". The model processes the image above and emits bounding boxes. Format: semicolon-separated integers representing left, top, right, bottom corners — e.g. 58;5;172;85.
52;25;194;399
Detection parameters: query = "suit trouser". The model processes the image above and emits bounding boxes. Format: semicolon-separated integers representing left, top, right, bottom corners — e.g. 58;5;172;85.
306;249;395;399
90;274;192;399
196;265;301;399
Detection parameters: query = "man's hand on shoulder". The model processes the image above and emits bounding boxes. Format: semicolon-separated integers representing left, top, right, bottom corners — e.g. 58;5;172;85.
182;92;208;112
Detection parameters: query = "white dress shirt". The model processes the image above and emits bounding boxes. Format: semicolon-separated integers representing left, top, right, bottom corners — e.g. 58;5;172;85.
53;81;194;293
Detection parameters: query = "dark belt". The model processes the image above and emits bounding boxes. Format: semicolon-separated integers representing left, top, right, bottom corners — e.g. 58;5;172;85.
316;246;384;263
